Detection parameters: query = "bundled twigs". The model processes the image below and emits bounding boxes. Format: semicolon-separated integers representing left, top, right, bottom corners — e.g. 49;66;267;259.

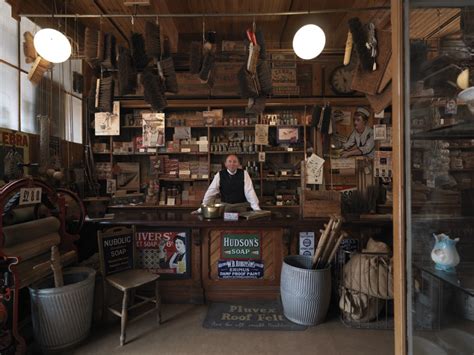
312;215;347;269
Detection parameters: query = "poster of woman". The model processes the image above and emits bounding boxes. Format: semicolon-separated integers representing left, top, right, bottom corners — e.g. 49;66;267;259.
135;229;190;278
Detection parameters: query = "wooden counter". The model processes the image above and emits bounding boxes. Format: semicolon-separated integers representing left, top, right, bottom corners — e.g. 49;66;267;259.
84;211;391;303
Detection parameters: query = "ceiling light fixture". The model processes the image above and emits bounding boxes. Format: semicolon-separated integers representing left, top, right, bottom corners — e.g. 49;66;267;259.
34;28;72;63
292;24;326;60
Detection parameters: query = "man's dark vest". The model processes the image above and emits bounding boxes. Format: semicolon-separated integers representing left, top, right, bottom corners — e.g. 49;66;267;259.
219;169;246;204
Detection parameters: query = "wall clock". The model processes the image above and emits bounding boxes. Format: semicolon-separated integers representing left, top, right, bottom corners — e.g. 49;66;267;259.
329;65;355;95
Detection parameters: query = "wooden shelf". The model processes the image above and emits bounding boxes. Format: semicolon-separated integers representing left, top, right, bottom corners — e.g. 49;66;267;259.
261;205;299;208
158;177;208;182
119;97;369;109
156;152;208;155
264;176;301;181
122;126;142;128
210;152;257;155
264;150;305;154
93;152;111;155
108;204;199;209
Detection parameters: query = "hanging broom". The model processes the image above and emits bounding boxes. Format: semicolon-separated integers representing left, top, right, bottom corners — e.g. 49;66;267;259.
131;32;150;70
118;46;136;95
73;72;84;94
189;41;202;74
145;21;161;59
101;33;116;69
348;18;373;72
23;31;37;63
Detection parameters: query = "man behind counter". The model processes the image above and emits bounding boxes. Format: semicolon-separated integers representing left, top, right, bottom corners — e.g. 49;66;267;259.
193;154;261;214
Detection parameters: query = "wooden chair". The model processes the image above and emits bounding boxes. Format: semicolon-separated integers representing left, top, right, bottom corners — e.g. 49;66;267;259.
97;226;161;346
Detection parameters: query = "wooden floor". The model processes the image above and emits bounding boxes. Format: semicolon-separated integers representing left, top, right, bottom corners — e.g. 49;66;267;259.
69;304;394;355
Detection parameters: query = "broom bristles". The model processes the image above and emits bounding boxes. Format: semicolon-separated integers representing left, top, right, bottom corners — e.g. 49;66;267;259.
118;46;136;95
161;57;179;94
142;67;167;111
145;21;161;59
131;32;150;70
101;33;116;69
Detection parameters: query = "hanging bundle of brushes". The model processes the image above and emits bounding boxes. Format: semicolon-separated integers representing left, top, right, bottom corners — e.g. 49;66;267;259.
117;46;136;95
131;32;150;70
238;26;261;99
348;18;373;72
84;27;104;69
142;67;167;111
159;36;179;94
189;41;202;74
255;29;272;96
101;33;116;69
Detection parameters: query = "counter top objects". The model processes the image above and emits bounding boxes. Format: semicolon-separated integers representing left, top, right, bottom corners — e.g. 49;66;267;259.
85;211;392;228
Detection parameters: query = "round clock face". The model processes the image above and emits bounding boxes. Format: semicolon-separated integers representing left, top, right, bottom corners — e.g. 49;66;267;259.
329;65;355;95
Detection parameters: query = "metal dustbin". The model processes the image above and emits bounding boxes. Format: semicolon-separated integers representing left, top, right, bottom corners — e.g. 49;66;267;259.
280;255;331;326
29;267;96;352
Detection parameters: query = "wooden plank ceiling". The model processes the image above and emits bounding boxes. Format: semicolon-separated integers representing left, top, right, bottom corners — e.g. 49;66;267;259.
11;0;462;53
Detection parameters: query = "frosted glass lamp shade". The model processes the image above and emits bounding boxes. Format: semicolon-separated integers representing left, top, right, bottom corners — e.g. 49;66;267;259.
292;24;326;60
34;28;72;63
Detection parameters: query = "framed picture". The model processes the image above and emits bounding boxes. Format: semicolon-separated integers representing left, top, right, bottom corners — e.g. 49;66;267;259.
271;53;297;68
116;162;140;191
277;127;299;144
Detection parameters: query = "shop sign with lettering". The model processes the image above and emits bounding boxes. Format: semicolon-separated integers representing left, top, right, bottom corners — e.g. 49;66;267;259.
217;260;264;279
220;231;261;260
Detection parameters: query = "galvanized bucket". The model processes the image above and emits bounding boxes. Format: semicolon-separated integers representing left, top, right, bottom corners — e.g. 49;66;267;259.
280;255;331;326
29;267;96;351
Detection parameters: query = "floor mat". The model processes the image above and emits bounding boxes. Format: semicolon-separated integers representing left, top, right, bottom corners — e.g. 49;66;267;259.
203;300;307;331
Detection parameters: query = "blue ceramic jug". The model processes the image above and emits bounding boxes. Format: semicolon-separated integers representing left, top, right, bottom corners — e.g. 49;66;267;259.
431;233;460;273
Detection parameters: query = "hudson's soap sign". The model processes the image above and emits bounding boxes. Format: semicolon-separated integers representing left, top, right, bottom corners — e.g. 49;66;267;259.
220;231;261;260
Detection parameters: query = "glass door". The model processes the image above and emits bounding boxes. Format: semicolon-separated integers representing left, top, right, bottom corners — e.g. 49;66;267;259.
403;2;474;354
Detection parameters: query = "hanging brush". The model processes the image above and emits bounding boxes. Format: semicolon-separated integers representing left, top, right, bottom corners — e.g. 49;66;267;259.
160;57;179;94
73;72;84;94
23;31;37;63
145;21;161;59
238;64;259;99
97;30;105;63
87;76;97;113
131;32;150;70
101;33;116;69
142;67;167;111
199;31;217;83
348;18;373;72
257;60;272;95
255;29;266;60
189;41;202;74
96;75;114;112
117;46;136;95
27;56;50;85
84;27;99;68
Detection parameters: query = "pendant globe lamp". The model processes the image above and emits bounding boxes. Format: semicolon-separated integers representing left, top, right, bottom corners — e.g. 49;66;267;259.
34;28;72;63
292;24;326;60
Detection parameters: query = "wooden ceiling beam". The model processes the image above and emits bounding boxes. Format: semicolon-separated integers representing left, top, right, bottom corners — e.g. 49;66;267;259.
93;0;129;45
278;0;294;50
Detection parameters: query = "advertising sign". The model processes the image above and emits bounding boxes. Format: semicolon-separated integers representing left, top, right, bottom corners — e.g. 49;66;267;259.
218;260;264;279
100;232;134;275
220;231;261;260
136;229;191;279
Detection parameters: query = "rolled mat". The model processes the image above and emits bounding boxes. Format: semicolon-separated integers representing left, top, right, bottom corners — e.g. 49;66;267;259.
2;216;60;248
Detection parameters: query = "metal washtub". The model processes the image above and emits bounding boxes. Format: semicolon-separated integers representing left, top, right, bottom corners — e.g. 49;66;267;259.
29;267;96;351
280;255;331;326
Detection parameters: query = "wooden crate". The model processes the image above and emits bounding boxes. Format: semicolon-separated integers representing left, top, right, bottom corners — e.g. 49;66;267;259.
302;190;341;218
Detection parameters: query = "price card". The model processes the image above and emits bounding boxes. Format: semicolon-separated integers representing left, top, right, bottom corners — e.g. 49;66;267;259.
258;152;266;163
167;197;176;206
224;212;239;221
281;171;287;176
202;174;209;179
181;148;191;153
19;187;42;205
287;147;293;152
191;174;198;179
